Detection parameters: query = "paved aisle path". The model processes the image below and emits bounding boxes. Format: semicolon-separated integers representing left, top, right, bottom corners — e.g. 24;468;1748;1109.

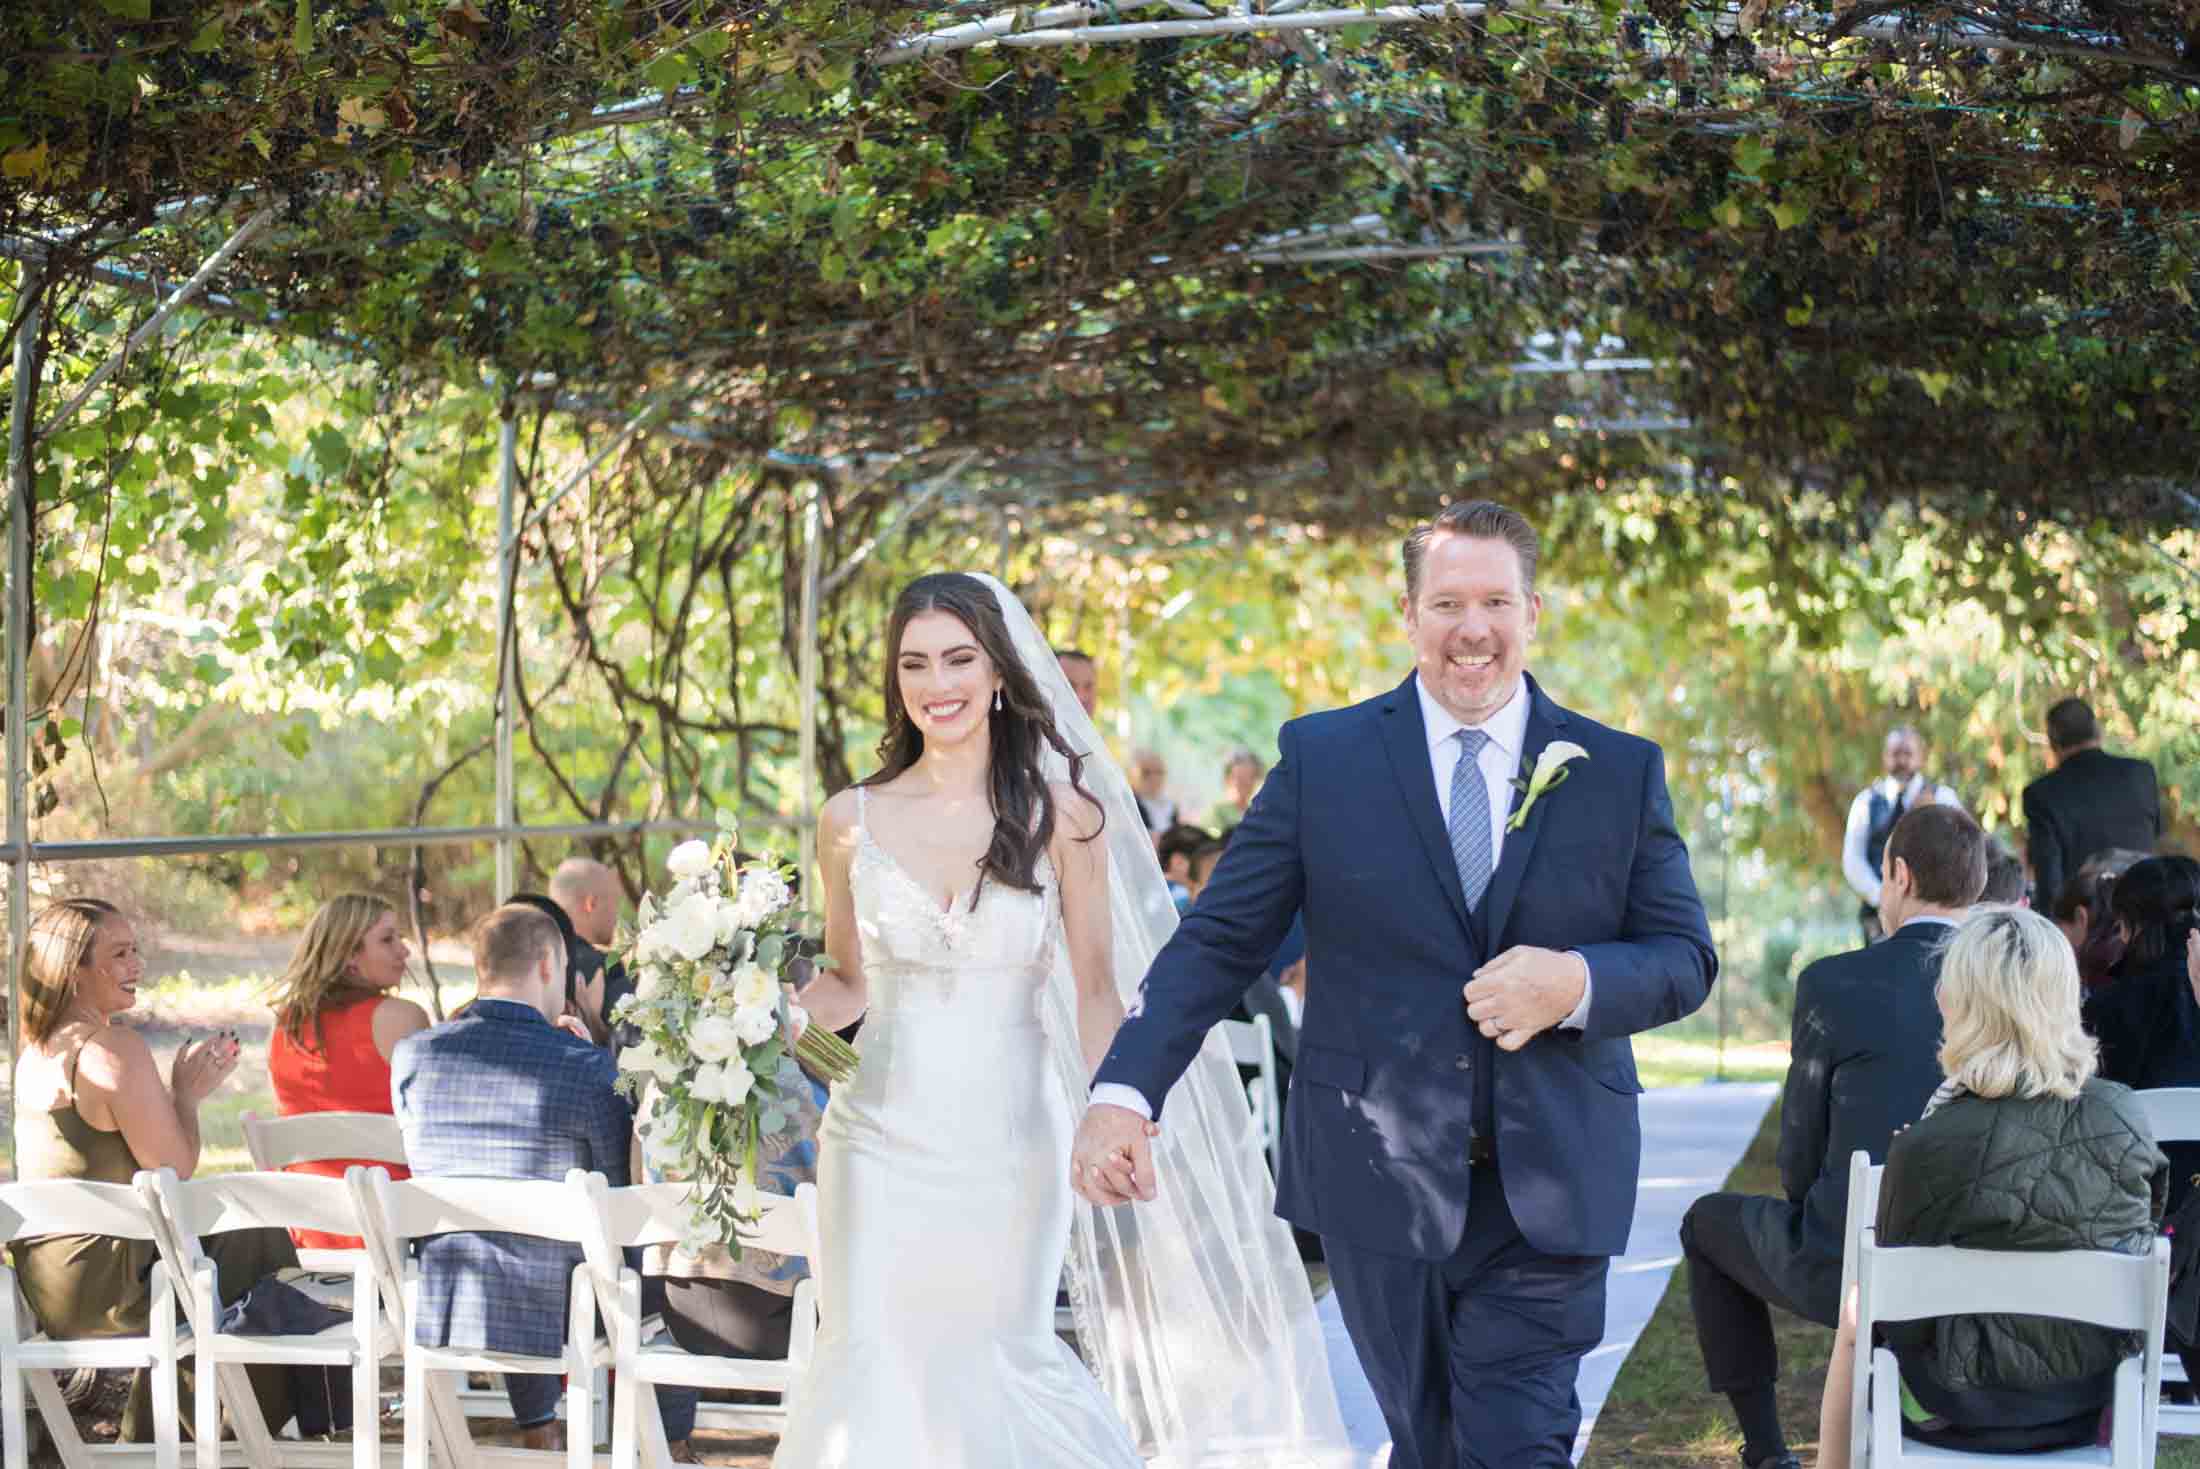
1319;1081;1780;1467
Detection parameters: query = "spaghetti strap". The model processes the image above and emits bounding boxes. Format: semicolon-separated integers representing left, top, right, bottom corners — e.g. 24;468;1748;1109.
61;1030;97;1102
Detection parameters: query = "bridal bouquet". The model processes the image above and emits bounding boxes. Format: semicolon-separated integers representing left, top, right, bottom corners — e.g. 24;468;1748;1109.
612;813;858;1247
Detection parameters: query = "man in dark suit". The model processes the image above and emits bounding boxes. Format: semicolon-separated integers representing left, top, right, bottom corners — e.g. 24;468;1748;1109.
2024;697;2160;911
1072;499;1717;1469
1679;804;1987;1469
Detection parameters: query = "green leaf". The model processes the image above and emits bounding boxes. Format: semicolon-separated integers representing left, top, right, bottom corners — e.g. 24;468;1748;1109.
97;0;153;19
277;721;313;760
645;52;692;94
1770;199;1809;231
293;0;314;55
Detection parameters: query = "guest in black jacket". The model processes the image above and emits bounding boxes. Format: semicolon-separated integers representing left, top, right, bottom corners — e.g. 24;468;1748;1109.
1680;805;1988;1469
2083;856;2200;1178
2022;697;2161;916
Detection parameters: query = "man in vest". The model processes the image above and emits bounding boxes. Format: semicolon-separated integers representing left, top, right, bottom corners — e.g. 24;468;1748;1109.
1842;725;1962;943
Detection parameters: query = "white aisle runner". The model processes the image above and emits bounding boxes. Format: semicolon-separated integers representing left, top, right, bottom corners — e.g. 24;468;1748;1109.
1318;1081;1781;1467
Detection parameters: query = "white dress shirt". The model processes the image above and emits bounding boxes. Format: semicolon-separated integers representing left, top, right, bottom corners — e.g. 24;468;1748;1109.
1842;776;1963;907
1092;673;1588;1124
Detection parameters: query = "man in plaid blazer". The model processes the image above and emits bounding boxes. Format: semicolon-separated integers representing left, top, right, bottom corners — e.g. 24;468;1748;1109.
392;903;685;1447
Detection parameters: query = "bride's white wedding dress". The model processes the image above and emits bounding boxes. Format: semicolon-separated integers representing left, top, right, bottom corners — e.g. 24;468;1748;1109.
770;788;1143;1468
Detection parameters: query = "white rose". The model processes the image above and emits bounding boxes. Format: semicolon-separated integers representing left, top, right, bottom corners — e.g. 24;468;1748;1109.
634;963;671;1001
666;839;715;880
732;1002;778;1048
739;868;791;921
658;891;720;962
716;1057;756;1106
729;962;775;1011
621;1039;683;1085
714;901;747;949
689;1061;730;1104
642;1123;687;1173
689;1013;744;1063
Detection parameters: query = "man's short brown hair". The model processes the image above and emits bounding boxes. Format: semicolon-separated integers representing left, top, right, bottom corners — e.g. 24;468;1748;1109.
1886;805;1989;909
1402;499;1541;601
471;903;564;984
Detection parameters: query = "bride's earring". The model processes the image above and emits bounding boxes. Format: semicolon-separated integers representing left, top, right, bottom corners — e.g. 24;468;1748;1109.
993;688;1004;713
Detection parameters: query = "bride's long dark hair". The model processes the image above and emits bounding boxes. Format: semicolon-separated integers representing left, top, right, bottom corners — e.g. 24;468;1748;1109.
864;573;1103;907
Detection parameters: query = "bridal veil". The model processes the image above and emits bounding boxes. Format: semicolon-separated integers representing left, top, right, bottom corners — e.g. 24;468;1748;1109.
970;572;1356;1469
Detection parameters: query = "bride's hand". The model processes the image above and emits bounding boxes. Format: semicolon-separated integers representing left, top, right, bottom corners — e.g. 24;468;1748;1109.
1071;1103;1160;1207
783;983;808;1048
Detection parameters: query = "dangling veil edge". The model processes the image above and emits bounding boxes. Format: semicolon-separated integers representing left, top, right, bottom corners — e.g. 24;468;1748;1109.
969;572;1356;1469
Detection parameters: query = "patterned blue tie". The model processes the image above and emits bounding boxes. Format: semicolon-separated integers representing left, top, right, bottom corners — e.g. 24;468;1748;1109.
1450;728;1494;911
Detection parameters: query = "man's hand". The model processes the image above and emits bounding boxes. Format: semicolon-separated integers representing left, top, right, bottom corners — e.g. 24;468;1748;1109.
2186;929;2199;1008
1070;1102;1161;1206
1464;946;1588;1052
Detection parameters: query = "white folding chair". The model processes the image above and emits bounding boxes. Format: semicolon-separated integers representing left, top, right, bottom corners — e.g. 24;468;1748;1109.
0;1177;185;1469
362;1170;611;1469
140;1167;388;1469
1221;1015;1280;1169
1841;1151;2169;1467
238;1114;407;1177
2132;1087;2200;1436
237;1114;407;1273
572;1176;820;1469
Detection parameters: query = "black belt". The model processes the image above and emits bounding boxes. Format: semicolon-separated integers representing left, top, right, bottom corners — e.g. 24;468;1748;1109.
1468;1132;1498;1168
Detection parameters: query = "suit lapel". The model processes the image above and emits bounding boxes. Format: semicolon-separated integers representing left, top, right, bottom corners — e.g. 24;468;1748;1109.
1378;675;1476;942
1480;675;1569;953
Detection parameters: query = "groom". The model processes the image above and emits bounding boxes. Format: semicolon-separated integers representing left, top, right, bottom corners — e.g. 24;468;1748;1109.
1073;499;1717;1469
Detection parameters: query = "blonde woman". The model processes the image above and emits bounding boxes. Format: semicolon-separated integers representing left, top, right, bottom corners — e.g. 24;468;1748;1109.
267;894;428;1248
1816;906;2165;1465
10;898;302;1442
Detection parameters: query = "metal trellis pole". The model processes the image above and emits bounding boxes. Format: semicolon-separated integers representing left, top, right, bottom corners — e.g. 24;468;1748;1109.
6;263;42;1171
798;487;824;889
494;410;519;901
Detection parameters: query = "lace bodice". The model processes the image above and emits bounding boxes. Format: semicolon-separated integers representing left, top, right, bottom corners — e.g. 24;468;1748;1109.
850;792;1058;1022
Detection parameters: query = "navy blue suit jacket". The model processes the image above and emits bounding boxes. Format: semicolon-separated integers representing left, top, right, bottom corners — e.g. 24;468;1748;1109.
1095;672;1716;1261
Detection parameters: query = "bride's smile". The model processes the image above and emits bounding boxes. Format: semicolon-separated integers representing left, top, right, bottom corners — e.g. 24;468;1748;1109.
894;609;1002;748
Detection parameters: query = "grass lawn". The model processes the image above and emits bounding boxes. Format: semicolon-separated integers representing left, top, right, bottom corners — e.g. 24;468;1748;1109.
1582;1098;2200;1468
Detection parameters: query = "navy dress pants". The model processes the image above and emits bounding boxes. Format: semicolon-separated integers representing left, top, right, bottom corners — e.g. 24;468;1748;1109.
1325;1165;1609;1469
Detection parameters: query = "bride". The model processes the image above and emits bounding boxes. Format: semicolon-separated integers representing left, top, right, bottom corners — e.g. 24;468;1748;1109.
776;572;1352;1468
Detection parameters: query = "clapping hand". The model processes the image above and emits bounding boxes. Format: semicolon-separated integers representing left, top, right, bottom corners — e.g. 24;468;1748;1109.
1070;1103;1162;1206
1463;946;1589;1052
170;1030;241;1105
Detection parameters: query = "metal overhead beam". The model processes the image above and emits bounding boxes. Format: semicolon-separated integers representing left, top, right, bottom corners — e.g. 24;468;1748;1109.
877;2;1490;61
31;206;274;443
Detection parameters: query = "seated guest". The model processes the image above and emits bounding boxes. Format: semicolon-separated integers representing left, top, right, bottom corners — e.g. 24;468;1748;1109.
267;893;428;1249
548;857;629;1047
11;899;305;1443
637;1057;827;1363
1681;805;1986;1469
2082;856;2200;1089
1816;906;2165;1466
393;904;693;1453
2052;849;2146;982
1130;747;1176;841
1207;748;1266;832
1155;824;1214;915
1186;834;1228;906
1978;841;2027;906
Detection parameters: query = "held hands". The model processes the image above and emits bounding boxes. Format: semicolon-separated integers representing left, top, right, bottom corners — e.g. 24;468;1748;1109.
170;1030;241;1105
1070;1102;1161;1207
1463;946;1588;1052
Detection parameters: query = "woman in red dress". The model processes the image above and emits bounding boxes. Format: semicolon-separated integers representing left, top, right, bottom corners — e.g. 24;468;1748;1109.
266;894;430;1249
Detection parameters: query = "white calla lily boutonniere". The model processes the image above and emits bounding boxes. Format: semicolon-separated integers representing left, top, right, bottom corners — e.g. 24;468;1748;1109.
1507;741;1589;832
